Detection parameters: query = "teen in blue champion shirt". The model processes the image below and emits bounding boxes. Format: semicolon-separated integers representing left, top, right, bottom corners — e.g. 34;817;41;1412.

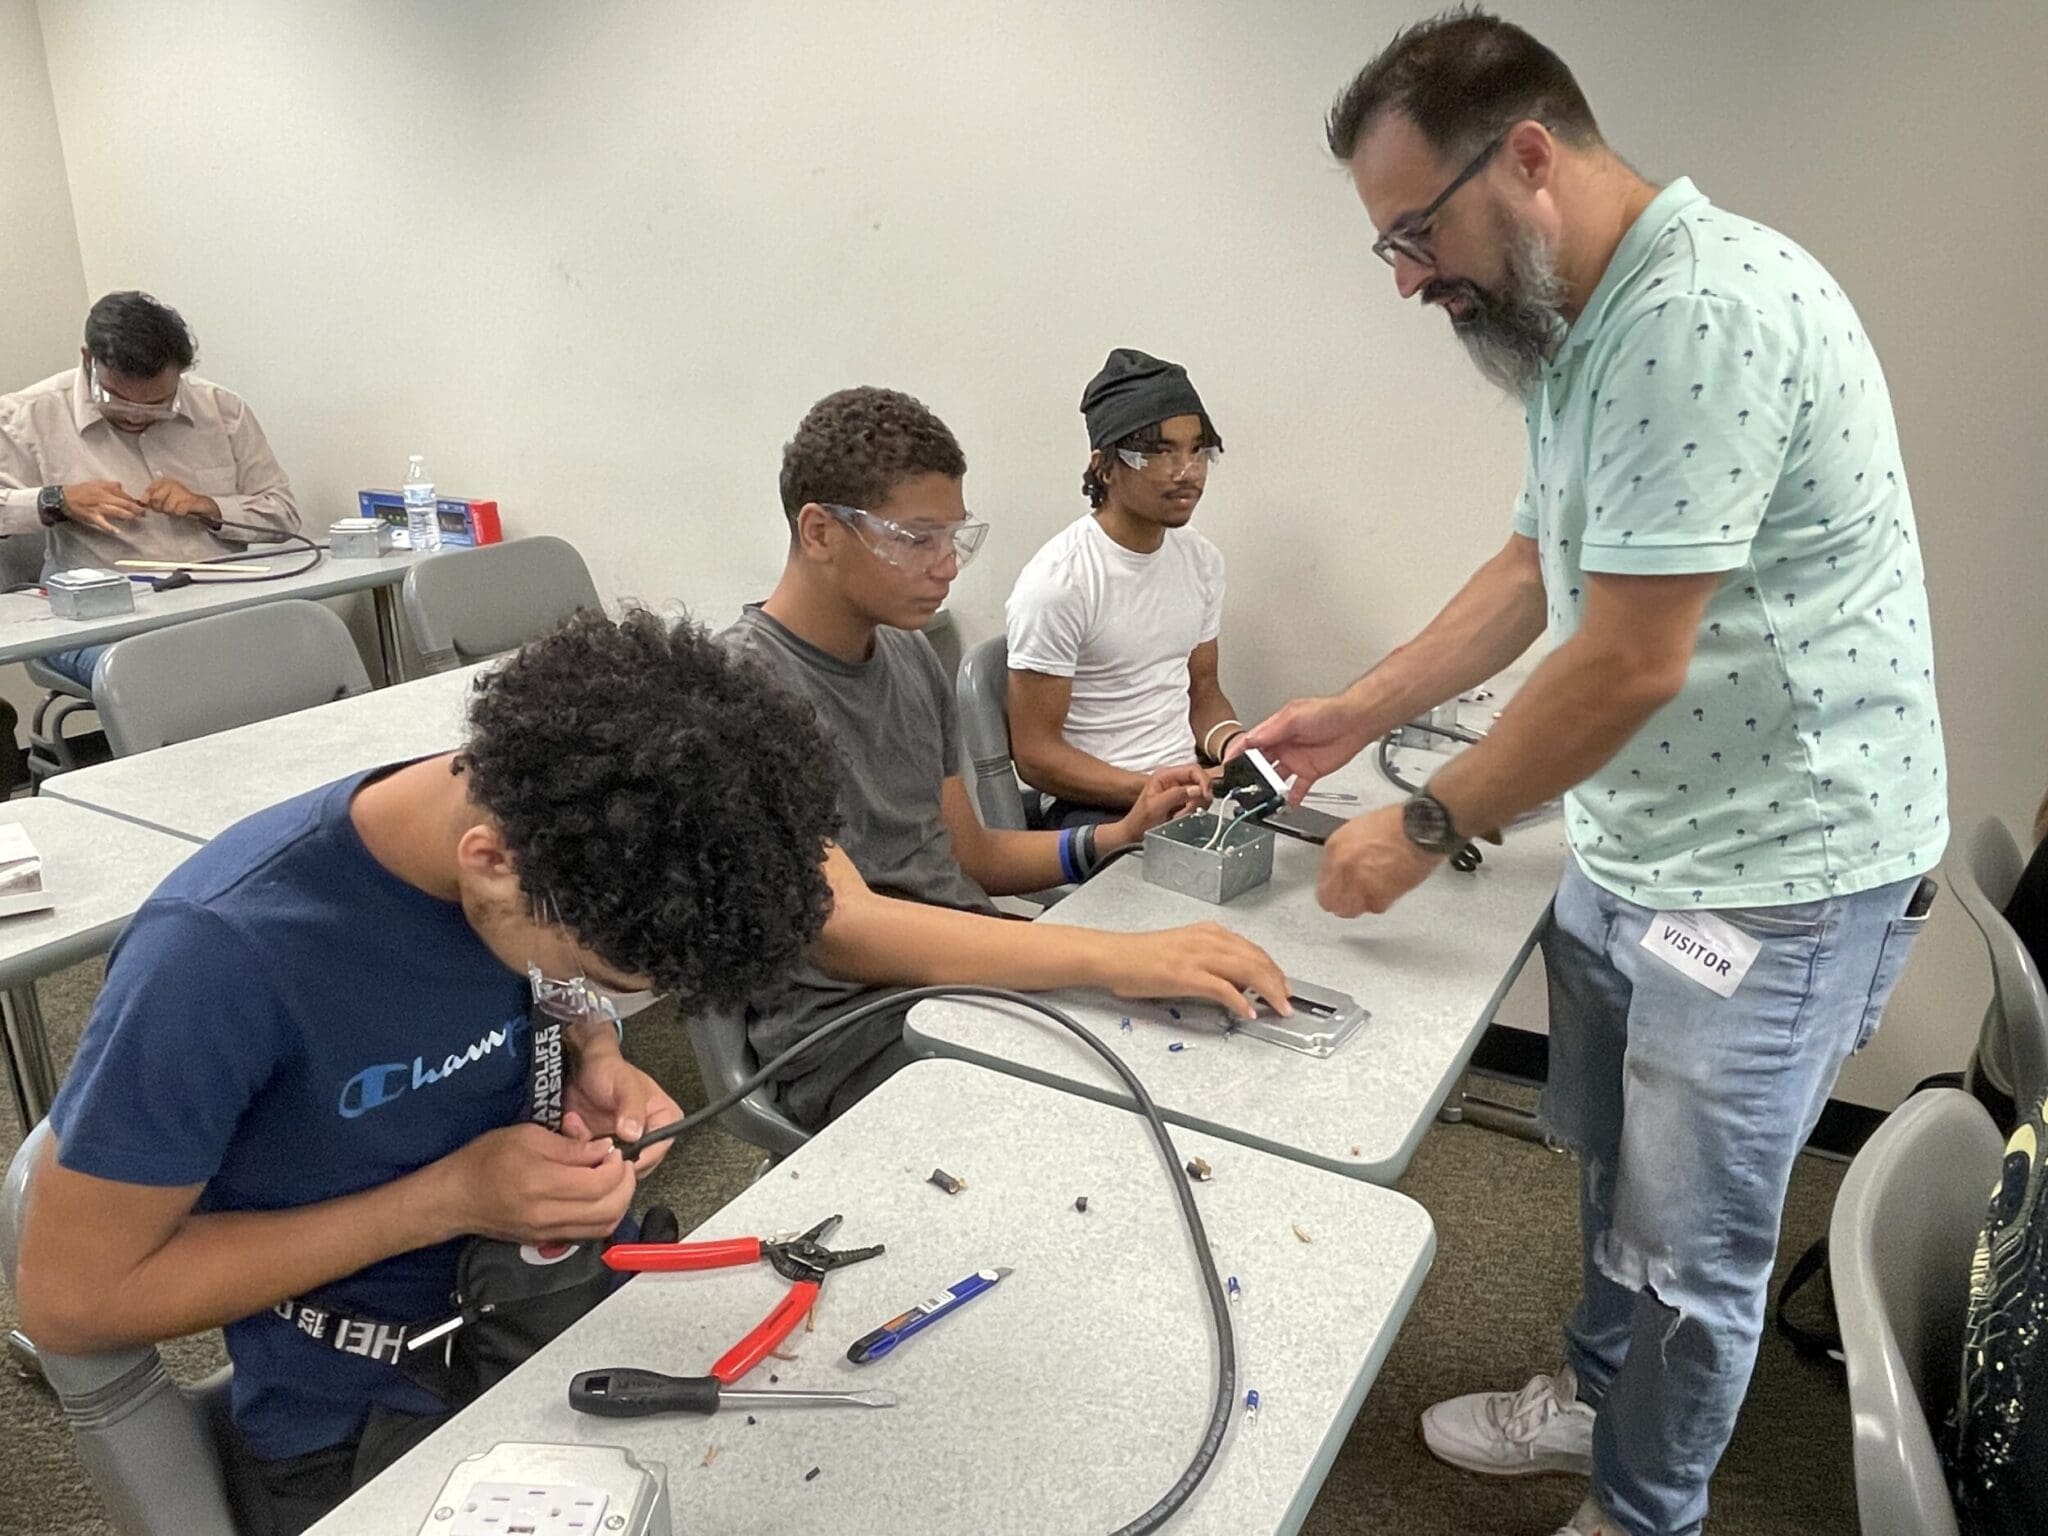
15;609;844;1534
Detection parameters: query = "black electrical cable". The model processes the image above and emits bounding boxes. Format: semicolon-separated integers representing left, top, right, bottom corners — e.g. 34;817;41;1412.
619;985;1235;1536
1373;719;1485;795
174;516;327;582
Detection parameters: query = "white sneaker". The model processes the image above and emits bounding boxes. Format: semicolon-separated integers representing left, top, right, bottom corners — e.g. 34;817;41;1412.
1552;1495;1621;1535
1419;1364;1595;1477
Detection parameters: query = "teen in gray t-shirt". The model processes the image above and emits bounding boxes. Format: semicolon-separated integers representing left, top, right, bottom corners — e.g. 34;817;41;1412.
721;607;994;1124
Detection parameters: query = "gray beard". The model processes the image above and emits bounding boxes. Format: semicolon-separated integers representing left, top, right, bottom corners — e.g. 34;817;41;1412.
1446;228;1569;401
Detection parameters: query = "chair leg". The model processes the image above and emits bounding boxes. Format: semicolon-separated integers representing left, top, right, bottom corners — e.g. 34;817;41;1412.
7;1330;43;1385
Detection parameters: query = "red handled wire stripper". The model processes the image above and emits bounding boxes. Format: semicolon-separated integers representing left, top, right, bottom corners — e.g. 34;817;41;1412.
600;1214;884;1384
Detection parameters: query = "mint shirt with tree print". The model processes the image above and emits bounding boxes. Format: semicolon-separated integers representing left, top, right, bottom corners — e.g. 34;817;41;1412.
1514;178;1946;908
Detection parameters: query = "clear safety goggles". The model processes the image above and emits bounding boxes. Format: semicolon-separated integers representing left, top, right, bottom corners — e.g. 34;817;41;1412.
1115;444;1221;478
527;892;626;1034
528;962;625;1034
824;504;990;572
86;359;183;425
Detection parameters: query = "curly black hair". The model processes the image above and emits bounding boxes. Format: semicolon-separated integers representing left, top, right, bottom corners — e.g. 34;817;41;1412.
85;291;197;377
462;607;842;1012
1081;417;1224;509
779;386;966;523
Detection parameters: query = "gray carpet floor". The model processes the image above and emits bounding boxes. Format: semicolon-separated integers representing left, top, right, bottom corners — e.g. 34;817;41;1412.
0;961;1857;1535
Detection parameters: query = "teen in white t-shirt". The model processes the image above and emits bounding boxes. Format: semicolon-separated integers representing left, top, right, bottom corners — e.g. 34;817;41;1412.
1005;349;1242;826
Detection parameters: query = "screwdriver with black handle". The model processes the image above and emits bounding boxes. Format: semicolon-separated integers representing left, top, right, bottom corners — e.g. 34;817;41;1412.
568;1368;895;1417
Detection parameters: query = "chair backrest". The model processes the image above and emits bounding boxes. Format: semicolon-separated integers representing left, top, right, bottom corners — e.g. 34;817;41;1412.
0;529;48;591
681;1010;810;1160
1830;1086;2003;1536
1952;815;2048;1113
956;635;1030;831
921;610;963;685
401;536;601;673
2;1121;239;1536
93;599;372;757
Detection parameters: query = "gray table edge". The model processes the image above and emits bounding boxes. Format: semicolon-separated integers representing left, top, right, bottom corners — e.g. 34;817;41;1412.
0;553;416;665
39;785;209;846
903;907;1549;1185
1277;1219;1438;1535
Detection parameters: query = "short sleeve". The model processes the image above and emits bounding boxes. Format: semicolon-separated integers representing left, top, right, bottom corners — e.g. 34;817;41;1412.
49;901;288;1188
1578;298;1797;575
1195;538;1225;645
1004;560;1091;679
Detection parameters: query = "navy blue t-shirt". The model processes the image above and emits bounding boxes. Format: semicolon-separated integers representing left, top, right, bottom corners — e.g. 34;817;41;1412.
49;768;531;1460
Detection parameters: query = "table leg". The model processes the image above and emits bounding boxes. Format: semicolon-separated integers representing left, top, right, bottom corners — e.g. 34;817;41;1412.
373;586;406;686
2;983;57;1129
1438;1074;1562;1149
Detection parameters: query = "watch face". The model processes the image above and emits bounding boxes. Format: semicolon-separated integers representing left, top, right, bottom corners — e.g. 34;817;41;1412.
1404;794;1452;850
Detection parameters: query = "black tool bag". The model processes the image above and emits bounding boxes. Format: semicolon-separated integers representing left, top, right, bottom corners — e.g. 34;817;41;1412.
435;1203;678;1404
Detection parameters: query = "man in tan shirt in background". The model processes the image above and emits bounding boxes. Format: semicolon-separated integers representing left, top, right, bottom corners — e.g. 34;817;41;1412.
0;291;300;686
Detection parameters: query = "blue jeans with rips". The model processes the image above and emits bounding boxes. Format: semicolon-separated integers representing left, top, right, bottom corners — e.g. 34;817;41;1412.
1539;857;1927;1536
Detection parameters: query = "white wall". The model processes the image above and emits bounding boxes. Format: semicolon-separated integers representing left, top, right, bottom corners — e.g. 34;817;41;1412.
0;0;82;380
0;0;86;726
28;0;2048;1107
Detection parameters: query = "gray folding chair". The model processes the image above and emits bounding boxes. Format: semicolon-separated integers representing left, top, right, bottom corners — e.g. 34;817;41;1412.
956;635;1033;831
400;536;600;674
921;610;962;687
91;600;372;757
1830;1086;2002;1536
682;1010;809;1160
1;1120;239;1536
1952;815;2048;1116
0;530;97;785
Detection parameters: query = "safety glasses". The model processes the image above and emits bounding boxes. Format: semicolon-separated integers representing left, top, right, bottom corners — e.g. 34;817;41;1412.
824;504;989;572
86;359;183;425
527;962;625;1031
1115;445;1221;478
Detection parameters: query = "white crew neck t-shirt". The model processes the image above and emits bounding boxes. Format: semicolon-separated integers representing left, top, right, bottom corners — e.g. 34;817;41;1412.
1004;513;1226;774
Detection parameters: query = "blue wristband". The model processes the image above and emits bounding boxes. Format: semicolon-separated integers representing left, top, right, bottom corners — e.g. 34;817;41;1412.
1057;828;1080;885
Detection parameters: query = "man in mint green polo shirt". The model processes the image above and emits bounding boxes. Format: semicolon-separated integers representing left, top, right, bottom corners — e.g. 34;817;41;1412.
1241;13;1946;1536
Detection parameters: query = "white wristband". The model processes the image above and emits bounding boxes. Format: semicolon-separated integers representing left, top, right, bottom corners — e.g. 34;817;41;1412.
1202;719;1245;759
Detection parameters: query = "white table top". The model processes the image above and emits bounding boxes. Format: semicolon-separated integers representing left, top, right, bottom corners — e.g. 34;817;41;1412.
906;735;1567;1184
0;545;431;666
0;798;195;986
43;664;486;842
308;1060;1436;1536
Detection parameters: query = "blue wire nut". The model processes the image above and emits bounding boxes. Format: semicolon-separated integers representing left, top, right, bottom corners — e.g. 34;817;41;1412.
1120;1017;1133;1033
1168;1041;1189;1053
1227;1275;1242;1303
1243;1388;1261;1424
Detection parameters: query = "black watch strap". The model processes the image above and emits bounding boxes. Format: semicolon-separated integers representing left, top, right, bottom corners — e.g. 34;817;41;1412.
36;486;67;526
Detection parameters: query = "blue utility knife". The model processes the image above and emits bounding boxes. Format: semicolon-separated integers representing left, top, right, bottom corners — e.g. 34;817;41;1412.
846;1267;1012;1364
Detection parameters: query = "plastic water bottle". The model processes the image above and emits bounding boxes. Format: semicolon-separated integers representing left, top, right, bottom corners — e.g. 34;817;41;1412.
403;454;440;552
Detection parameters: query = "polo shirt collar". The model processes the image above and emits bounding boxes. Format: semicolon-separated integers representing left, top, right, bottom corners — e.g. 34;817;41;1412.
1565;176;1709;354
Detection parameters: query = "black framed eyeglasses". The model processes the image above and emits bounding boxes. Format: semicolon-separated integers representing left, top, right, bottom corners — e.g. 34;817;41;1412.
1371;130;1507;270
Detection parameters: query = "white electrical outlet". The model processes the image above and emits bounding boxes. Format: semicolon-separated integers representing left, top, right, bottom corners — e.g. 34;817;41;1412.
448;1481;609;1535
423;1443;671;1536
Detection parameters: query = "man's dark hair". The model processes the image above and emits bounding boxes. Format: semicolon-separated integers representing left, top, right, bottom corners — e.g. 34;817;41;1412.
1326;7;1601;163
1081;419;1223;509
779;386;966;523
84;291;198;377
462;607;842;1011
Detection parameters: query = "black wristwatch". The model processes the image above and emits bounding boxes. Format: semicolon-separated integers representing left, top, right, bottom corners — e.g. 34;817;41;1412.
1402;790;1466;857
36;485;66;526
